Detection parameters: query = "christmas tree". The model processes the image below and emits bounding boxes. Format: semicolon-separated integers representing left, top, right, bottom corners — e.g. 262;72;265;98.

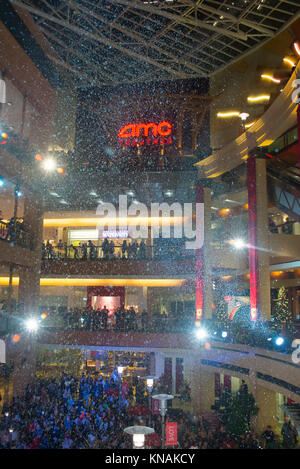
225;391;259;437
272;286;295;334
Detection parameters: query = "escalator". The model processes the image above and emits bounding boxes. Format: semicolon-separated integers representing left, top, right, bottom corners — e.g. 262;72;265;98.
267;158;300;221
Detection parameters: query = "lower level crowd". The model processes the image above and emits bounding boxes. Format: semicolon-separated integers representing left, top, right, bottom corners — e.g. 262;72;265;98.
0;371;298;449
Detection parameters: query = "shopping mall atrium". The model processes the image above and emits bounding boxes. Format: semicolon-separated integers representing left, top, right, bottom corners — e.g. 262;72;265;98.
0;0;300;450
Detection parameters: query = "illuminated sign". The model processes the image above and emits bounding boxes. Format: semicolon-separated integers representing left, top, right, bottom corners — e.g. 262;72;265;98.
102;230;129;238
118;121;173;147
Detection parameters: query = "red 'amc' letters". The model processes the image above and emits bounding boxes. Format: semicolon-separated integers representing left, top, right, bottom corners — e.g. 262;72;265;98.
118;121;172;138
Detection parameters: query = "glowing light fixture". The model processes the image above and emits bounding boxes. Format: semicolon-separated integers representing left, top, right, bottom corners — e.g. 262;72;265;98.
222;331;228;338
247;95;270;103
261;74;281;84
245;122;255;129
283;57;295;67
294;42;300;57
124;426;154;449
239;112;250;121
0;277;186;288
217;111;240;118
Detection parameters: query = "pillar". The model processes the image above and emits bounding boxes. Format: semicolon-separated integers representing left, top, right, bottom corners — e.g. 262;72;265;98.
18;267;41;315
247;152;271;320
195;183;212;320
141;287;148;312
191;365;215;415
154;352;165;378
18;194;43;315
8;335;37;399
171;357;176;394
254;385;278;434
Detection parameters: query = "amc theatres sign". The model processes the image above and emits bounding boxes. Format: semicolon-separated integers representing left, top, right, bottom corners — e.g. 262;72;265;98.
118;121;173;147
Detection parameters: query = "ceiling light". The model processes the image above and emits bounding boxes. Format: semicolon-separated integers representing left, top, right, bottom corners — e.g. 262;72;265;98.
217;111;240;118
247;95;270;103
283;57;295;67
294;42;300;56
261;74;281;84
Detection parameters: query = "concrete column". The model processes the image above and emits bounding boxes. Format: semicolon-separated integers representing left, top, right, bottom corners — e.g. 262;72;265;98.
8;336;37;398
171;357;176;394
254;385;278;434
192;369;215;415
247;154;270;320
141;287;148;312
18;267;41;315
147;288;152;315
154;352;165;378
18;194;43;315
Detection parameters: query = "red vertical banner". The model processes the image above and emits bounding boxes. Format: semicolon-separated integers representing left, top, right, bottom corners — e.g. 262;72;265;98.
195;184;204;321
152;398;160;415
224;375;231;391
247;155;259;321
166;422;178;446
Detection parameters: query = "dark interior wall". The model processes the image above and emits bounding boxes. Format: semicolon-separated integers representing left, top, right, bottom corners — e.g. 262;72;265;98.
75;77;210;162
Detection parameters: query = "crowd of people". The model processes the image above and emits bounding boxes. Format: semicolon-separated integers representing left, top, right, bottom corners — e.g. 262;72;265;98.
42;239;148;261
0;216;32;248
0;370;297;449
41;307;181;333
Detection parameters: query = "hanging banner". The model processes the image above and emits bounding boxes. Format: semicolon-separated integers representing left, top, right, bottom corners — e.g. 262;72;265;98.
166;422;177;446
151;398;160;415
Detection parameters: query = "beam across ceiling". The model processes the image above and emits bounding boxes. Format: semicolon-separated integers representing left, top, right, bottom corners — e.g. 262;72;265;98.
9;0;191;79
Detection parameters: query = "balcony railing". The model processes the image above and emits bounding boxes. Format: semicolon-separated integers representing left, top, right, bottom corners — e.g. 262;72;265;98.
0;220;34;250
42;242;194;261
2;311;298;355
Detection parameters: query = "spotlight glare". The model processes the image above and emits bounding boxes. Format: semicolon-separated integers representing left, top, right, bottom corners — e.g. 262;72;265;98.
195;327;208;340
42;159;56;171
231;238;246;249
24;318;39;332
222;331;228;338
275;337;284;346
